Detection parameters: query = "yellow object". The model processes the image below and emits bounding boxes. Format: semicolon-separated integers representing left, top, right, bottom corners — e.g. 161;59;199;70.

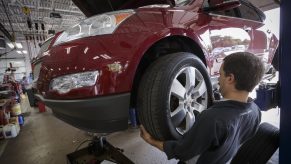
20;94;26;99
12;103;22;116
22;6;31;15
9;117;19;125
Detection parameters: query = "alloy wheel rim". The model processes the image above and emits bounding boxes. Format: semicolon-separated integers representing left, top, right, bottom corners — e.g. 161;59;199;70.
169;66;208;135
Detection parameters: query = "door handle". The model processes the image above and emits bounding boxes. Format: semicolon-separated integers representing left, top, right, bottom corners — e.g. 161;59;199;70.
244;26;251;32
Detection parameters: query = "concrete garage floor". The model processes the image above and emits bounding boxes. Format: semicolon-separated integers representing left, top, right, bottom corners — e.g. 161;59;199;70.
0;95;279;164
0;97;178;164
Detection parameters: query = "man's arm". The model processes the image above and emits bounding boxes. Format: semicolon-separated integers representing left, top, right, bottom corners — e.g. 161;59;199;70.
140;110;222;161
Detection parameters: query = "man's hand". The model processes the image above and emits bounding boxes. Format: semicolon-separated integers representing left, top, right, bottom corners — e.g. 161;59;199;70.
140;125;164;151
140;125;154;144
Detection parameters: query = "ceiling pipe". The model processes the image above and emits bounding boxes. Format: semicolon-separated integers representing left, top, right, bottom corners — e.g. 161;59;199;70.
8;2;83;15
1;0;15;41
0;22;14;42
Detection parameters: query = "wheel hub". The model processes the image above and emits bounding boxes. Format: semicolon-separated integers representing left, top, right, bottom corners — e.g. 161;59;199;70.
184;95;194;110
169;66;208;135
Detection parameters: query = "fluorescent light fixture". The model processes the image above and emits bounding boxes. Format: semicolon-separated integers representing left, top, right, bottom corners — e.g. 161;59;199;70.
7;43;15;48
22;50;28;54
15;42;23;49
14;61;22;64
16;50;22;54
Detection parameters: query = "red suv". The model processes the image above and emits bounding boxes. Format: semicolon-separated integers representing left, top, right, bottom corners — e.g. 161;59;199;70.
36;0;278;140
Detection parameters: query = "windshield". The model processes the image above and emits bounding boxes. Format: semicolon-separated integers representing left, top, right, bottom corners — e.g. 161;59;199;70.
38;37;53;57
175;0;192;6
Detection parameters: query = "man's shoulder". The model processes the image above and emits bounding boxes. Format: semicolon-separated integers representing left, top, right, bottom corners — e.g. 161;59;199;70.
203;100;259;119
211;100;257;109
208;100;241;110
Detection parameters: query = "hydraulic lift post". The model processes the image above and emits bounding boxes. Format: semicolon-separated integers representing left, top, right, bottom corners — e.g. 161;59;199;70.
67;135;134;164
279;0;291;163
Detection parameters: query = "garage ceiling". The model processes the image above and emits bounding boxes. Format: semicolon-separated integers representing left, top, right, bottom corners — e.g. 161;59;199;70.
0;0;280;41
0;0;85;41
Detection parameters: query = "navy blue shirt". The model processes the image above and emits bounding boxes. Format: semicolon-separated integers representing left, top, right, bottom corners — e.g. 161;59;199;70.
163;100;261;164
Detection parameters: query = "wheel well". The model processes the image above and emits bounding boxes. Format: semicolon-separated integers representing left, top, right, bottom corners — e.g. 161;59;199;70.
130;36;206;107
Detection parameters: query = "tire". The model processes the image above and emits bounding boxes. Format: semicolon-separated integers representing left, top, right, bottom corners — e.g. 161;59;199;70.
137;52;213;140
230;122;279;164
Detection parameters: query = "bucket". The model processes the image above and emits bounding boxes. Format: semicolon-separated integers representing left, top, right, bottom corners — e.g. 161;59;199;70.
3;124;19;139
38;101;46;112
12;103;22;116
15;123;20;134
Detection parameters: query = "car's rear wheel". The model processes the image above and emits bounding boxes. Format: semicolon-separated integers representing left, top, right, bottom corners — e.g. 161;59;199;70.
137;52;212;140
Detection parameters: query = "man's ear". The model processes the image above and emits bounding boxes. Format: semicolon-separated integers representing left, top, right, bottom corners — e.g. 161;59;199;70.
226;73;235;84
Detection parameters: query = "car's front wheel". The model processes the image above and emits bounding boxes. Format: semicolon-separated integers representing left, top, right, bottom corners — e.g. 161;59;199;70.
137;52;213;140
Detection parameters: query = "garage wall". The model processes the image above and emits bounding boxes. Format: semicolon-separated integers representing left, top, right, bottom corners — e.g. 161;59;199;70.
0;38;40;83
0;59;26;82
264;8;280;39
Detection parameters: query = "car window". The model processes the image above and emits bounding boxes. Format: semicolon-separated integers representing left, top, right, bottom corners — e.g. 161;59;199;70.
175;0;191;6
203;0;263;22
203;0;237;17
237;3;262;22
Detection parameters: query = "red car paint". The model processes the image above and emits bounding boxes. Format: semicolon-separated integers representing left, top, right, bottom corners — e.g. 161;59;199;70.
37;0;278;132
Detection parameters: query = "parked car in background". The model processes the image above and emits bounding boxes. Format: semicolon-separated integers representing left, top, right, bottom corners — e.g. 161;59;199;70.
35;0;279;140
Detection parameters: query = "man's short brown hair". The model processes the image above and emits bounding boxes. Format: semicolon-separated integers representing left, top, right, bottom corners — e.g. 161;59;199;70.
223;52;265;92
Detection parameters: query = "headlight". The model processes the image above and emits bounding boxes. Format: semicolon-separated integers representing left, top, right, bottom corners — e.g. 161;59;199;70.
50;71;99;94
53;10;135;46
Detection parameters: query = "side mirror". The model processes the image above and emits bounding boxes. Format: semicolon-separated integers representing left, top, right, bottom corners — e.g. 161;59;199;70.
203;0;241;12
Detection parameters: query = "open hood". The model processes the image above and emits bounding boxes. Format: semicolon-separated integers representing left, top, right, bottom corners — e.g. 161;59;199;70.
72;0;175;17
